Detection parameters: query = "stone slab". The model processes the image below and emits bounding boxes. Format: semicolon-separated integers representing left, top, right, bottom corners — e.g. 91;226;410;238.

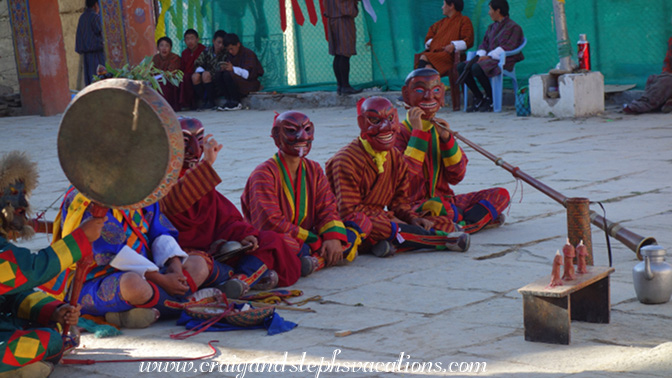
1;106;671;377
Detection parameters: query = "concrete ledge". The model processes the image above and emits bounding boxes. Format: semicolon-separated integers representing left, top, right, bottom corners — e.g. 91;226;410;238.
241;91;401;110
238;86;640;112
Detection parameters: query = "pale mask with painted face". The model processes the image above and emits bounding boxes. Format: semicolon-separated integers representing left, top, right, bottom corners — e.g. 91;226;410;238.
402;73;445;120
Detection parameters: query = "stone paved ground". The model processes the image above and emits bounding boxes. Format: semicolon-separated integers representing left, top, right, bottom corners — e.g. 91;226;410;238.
2;97;671;377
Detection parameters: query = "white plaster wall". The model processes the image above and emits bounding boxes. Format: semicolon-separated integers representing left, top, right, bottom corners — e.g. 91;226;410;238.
59;0;84;90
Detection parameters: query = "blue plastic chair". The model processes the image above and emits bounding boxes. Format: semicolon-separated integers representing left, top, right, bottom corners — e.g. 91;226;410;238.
463;37;527;112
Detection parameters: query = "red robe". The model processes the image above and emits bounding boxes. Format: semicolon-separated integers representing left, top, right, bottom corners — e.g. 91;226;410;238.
179;43;206;110
395;117;510;232
241;156;348;256
152;52;181;111
159;161;300;287
325;139;419;243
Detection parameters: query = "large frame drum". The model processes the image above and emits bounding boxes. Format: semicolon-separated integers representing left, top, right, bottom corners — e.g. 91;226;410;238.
58;79;183;209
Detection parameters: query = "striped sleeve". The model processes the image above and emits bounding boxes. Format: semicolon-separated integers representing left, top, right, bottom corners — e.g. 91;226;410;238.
440;133;464;167
405;129;431;163
396;124;426;178
160;161;221;215
1;229;91;297
16;290;63;325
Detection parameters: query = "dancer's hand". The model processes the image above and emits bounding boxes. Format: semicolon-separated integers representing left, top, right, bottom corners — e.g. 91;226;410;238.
53;304;81;327
432;117;451;142
320;239;344;267
412;217;434;231
408;107;425;131
203;134;223;166
79;216;107;242
148;271;189;296
241;235;259;251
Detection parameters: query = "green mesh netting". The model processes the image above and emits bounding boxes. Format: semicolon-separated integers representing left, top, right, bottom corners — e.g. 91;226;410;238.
157;0;672;92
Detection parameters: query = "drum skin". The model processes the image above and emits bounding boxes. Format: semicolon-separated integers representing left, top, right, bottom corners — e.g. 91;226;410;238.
58;79;184;210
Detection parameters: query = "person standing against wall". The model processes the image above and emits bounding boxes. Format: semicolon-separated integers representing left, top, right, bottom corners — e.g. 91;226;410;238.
76;0;105;86
323;0;362;95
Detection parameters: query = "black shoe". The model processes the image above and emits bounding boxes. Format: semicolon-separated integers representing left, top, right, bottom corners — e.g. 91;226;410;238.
466;97;485;113
337;86;342;96
478;97;493;112
340;86;362;95
198;101;214;110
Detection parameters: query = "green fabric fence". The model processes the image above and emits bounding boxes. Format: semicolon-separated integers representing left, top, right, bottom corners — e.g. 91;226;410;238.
157;0;672;92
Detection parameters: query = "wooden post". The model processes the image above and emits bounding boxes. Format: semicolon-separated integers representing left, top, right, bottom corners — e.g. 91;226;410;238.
7;0;70;116
567;197;594;265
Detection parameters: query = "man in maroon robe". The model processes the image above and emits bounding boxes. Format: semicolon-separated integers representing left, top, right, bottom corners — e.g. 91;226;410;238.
159;117;301;296
179;29;206;111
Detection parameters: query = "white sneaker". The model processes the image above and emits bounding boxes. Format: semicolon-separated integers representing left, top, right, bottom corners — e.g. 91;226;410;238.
225;102;242;111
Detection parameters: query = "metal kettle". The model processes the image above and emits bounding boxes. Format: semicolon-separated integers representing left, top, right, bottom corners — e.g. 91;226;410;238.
633;245;672;304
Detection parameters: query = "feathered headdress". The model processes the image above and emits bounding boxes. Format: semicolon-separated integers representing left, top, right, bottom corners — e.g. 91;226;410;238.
0;151;38;195
0;151;38;239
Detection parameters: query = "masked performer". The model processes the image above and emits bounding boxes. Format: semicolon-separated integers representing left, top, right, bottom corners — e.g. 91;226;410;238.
159;117;301;295
0;151;104;378
241;111;363;276
44;185;210;328
415;0;474;77
326;97;469;257
457;0;524;112
397;68;510;234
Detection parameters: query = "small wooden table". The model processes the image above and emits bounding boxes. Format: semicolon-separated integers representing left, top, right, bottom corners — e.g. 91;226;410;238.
518;266;615;345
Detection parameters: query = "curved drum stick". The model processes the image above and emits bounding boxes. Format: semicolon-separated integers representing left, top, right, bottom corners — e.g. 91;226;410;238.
62;202;108;337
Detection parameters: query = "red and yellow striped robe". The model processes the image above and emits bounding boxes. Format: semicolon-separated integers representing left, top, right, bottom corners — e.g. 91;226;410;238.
396;117;509;232
241;157;348;256
325;139;420;244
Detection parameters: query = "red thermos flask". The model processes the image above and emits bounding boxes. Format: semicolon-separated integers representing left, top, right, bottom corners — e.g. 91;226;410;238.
578;34;591;70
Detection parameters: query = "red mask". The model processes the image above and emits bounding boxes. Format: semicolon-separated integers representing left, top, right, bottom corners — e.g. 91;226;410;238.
179;117;204;169
357;97;400;151
401;70;445;119
271;111;314;157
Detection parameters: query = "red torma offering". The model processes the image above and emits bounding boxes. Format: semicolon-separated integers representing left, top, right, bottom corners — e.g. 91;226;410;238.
562;238;576;281
576;240;589;274
549;250;564;287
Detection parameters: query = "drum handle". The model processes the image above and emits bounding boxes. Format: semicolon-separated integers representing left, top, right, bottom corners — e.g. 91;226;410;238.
132;83;145;132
